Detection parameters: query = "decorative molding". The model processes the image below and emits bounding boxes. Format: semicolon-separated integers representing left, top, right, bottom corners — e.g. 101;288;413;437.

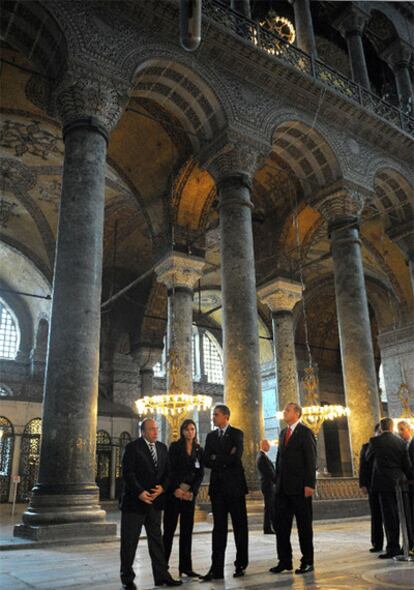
311;180;368;224
154;252;206;290
257;277;302;313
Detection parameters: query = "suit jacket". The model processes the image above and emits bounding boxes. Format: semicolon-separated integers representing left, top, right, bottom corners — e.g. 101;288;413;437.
359;441;374;490
409;439;414;483
367;431;412;493
256;451;275;493
120;437;169;513
167;440;204;496
275;422;317;496
204;425;248;498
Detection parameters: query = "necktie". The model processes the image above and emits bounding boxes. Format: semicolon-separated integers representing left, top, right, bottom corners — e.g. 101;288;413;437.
284;427;292;446
149;442;158;468
219;429;224;439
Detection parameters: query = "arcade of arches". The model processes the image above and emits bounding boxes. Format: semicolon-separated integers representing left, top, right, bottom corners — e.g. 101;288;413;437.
0;0;413;543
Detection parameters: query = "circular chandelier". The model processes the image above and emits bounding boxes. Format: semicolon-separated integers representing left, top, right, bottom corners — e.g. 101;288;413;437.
277;367;350;436
136;393;212;440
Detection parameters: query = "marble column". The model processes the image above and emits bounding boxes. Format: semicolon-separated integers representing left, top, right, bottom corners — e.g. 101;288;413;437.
155;252;205;397
387;223;414;295
381;40;413;113
334;6;371;90
14;76;127;541
314;183;381;473
378;325;414;418
133;345;163;397
258;277;302;411
290;0;318;58
204;139;267;487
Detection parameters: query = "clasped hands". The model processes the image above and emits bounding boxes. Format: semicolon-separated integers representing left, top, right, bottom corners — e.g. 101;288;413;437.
174;488;194;501
138;485;164;504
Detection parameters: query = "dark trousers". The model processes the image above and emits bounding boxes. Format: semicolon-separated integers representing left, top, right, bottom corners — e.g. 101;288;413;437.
368;491;384;549
120;509;169;585
274;493;313;566
262;485;274;532
210;492;248;575
379;491;400;554
163;494;195;572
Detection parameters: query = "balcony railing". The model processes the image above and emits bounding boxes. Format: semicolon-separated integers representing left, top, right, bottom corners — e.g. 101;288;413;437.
203;0;414;137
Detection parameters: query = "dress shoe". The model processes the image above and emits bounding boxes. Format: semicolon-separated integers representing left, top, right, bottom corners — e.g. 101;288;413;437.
233;567;245;578
179;569;200;577
369;547;382;553
155;578;183;587
269;563;293;573
121;583;137;590
295;564;314;574
378;550;403;559
199;570;224;581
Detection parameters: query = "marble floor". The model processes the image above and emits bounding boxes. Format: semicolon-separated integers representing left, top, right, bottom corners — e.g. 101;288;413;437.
0;516;413;590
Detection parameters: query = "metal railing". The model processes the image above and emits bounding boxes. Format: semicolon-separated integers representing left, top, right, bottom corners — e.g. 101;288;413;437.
203;0;414;137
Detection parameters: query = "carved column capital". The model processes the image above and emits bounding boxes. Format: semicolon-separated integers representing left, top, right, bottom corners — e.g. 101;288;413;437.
333;5;370;37
311;181;367;230
200;131;270;187
381;39;413;71
154;252;205;290
258;277;302;313
53;71;129;139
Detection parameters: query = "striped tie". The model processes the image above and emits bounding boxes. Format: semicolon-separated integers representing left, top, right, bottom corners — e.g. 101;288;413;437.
149;443;158;468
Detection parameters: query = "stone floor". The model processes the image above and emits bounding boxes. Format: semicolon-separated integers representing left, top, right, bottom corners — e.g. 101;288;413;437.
0;506;413;590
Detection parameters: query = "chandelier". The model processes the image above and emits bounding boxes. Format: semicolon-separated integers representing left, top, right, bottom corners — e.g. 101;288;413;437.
136;346;212;440
277;366;350;436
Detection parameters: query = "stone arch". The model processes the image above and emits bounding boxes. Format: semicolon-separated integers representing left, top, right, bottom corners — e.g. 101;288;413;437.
372;166;414;227
129;51;230;153
267;114;343;199
0;1;68;78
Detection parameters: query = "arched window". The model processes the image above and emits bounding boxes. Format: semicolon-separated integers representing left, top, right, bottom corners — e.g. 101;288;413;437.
0;416;14;502
0;299;19;359
202;332;224;384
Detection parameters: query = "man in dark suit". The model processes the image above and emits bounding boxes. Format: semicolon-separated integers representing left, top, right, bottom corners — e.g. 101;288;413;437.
270;402;317;575
119;418;182;590
359;423;384;552
367;417;412;559
200;404;248;581
257;439;276;534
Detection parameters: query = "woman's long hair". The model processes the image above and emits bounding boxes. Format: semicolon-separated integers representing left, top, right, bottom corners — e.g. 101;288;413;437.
179;418;198;446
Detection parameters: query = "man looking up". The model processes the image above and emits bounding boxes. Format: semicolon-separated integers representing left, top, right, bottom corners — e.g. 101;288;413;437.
269;402;317;575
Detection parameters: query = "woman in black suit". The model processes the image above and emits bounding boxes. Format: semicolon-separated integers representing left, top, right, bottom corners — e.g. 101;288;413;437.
163;418;204;578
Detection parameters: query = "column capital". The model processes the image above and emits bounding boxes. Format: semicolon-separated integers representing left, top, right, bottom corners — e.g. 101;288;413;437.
310;181;368;229
258;277;302;313
53;70;130;139
132;345;163;371
154;251;205;290
380;39;413;71
333;5;370;37
200;131;270;187
386;221;414;260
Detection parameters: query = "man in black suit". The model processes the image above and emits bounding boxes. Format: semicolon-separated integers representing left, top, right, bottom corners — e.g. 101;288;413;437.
200;404;248;581
270;402;317;575
359;423;384;552
367;417;412;559
119;418;182;590
257;439;276;534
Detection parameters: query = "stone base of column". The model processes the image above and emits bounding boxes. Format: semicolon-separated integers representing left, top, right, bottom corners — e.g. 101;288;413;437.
14;521;116;542
14;485;116;542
